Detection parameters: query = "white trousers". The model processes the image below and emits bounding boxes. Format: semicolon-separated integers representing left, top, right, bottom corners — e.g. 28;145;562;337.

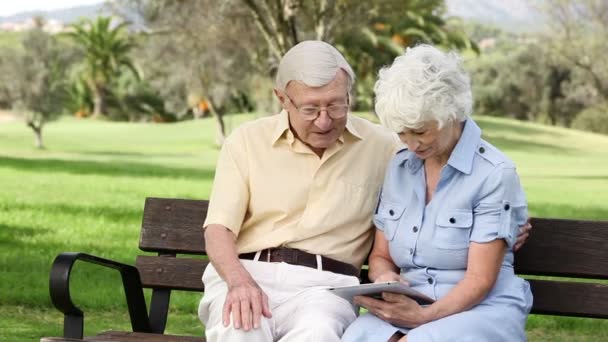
198;258;360;342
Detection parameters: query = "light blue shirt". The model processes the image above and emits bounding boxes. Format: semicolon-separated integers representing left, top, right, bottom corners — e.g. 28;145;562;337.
341;118;532;342
374;118;527;290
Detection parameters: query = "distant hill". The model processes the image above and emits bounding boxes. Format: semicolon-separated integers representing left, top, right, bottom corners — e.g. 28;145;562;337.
445;0;545;32
0;3;108;25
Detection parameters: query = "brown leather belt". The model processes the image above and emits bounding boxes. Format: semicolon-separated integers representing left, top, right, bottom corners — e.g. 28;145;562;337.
240;247;359;278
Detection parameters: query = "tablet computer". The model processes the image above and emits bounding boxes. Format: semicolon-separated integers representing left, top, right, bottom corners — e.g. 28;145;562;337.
328;281;435;305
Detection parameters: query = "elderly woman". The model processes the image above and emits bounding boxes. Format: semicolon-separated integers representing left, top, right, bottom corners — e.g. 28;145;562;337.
341;45;533;342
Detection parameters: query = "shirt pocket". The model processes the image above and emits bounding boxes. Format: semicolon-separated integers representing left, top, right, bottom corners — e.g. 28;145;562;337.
375;201;406;241
434;209;473;249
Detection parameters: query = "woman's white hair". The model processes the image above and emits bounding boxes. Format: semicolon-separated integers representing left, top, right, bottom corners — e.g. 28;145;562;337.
374;44;472;132
275;40;355;92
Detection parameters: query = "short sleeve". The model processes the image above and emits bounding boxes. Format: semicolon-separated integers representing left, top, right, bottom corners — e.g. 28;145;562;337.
203;133;250;236
372;186;386;231
471;165;528;249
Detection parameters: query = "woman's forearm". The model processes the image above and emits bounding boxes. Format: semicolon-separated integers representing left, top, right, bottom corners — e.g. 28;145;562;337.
422;273;495;322
368;254;400;282
422;240;506;323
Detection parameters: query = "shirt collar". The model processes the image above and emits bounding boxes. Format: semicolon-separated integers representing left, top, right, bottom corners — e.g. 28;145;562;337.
447;118;481;175
398;118;481;175
271;110;293;145
271;111;363;147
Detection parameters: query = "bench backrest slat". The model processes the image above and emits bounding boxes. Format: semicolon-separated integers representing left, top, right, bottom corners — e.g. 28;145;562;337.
140;197;208;255
136;255;207;291
137;197;608;319
515;218;608;279
528;279;608;319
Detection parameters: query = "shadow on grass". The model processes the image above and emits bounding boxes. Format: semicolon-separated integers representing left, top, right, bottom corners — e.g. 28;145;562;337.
4;202;144;224
529;202;608;221
0;156;215;180
76;151;202;158
0;223;50;248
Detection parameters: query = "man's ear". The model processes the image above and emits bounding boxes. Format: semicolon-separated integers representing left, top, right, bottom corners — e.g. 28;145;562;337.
274;89;288;110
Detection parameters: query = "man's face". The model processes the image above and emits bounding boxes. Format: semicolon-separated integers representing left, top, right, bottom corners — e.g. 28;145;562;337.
275;71;350;156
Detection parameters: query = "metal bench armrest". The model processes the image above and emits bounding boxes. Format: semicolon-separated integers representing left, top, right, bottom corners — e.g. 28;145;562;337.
49;252;151;339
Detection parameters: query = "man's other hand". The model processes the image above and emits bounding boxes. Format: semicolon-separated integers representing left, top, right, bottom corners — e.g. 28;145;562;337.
223;279;272;331
514;219;532;252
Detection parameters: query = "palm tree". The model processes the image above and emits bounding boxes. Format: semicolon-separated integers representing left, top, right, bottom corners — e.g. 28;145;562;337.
65;17;139;118
334;0;478;111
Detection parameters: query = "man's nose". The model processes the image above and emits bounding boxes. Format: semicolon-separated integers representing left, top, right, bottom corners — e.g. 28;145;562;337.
314;110;333;131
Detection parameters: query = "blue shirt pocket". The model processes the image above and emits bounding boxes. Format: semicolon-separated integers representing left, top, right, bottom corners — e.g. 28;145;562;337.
434;209;473;249
374;201;406;241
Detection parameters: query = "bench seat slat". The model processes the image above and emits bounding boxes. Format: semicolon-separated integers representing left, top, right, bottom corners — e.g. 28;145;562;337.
515;218;608;279
41;331;205;342
136;256;208;291
140;198;208;255
92;331;204;341
528;279;608;319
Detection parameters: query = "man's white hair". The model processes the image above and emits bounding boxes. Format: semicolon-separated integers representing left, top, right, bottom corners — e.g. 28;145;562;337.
275;40;355;92
374;44;472;132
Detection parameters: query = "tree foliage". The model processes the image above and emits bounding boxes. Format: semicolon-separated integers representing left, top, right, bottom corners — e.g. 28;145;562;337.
0;26;76;148
541;0;608;101
64;16;140;117
114;0;263;144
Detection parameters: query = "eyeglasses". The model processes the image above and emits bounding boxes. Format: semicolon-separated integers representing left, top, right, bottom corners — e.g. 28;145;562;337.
284;93;350;121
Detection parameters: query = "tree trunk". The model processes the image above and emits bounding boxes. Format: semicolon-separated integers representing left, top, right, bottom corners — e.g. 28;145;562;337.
27;121;44;149
92;84;107;118
207;100;226;146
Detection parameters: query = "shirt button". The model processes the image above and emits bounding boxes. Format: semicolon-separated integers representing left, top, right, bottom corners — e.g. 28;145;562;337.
427;277;434;284
449;217;456;224
479;146;486;153
409;248;414;255
389;209;394;216
413;226;418;233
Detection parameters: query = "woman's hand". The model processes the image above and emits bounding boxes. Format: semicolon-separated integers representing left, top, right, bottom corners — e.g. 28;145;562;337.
354;292;430;328
374;271;409;286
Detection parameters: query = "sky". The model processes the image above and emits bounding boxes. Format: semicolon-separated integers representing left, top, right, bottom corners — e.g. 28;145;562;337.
0;0;104;17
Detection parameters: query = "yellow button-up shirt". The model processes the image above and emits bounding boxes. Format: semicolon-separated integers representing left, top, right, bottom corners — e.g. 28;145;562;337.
204;111;402;268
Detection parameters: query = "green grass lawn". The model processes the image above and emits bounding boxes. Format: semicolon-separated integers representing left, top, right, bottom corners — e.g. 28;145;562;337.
1;114;607;341
0;31;23;50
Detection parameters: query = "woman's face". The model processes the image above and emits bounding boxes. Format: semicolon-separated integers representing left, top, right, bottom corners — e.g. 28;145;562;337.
398;120;461;161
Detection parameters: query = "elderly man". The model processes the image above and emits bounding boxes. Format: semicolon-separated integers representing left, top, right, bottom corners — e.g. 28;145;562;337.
198;41;530;342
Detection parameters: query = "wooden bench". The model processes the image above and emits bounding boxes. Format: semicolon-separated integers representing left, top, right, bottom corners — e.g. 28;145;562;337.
41;197;608;341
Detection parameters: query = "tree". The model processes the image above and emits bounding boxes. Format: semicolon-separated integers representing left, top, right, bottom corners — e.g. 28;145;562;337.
237;0;475;77
540;0;608;101
332;0;477;110
112;0;474;142
0;26;75;148
65;16;140;118
114;0;261;144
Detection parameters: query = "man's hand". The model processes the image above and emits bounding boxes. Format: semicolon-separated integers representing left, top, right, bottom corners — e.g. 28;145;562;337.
223;279;272;331
514;219;533;252
354;292;429;328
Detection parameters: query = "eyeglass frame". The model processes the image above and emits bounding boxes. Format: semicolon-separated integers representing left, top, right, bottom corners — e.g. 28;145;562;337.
283;92;350;121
